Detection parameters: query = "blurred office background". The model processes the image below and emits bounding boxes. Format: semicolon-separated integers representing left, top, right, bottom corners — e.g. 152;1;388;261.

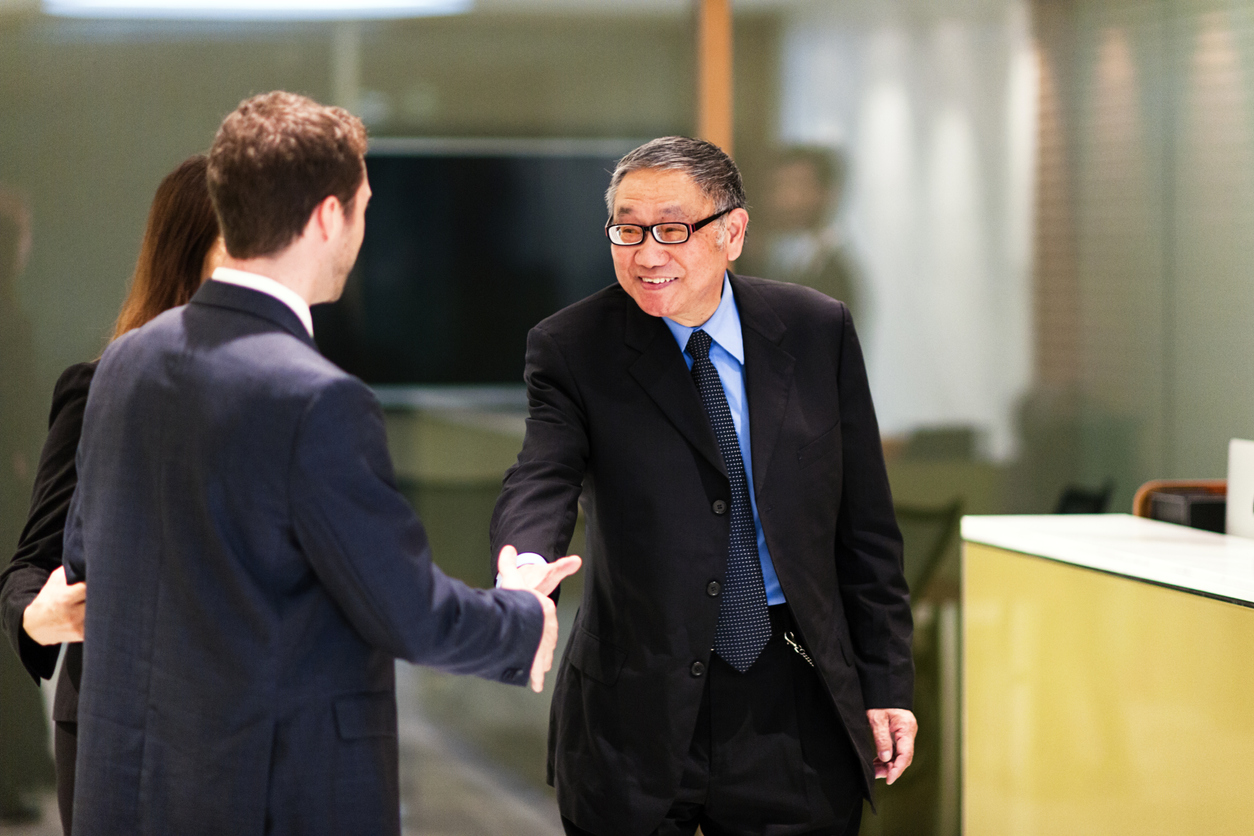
4;0;1254;832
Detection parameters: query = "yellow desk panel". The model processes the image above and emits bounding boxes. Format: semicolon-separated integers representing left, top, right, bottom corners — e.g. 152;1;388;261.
963;542;1254;835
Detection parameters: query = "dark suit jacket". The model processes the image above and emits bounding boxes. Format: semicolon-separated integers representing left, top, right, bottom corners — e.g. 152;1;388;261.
63;281;543;836
490;273;913;836
0;361;94;728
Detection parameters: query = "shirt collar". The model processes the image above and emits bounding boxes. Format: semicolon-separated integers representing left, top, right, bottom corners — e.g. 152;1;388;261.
662;272;744;363
210;267;314;337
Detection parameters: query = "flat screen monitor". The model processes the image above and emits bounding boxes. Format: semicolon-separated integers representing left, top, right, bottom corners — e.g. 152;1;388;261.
313;138;634;386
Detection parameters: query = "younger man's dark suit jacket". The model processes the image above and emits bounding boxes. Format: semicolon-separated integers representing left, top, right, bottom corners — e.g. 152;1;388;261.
490;273;913;836
63;281;543;836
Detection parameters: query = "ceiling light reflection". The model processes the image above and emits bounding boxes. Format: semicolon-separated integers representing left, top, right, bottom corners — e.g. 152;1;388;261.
43;0;472;20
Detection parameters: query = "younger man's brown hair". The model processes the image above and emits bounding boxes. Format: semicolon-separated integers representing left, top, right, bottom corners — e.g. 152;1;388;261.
208;91;367;259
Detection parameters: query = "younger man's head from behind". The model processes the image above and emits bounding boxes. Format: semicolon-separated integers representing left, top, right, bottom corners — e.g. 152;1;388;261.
207;91;367;267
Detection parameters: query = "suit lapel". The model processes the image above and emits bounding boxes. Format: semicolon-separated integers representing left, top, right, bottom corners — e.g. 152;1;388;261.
731;274;795;497
624;301;727;478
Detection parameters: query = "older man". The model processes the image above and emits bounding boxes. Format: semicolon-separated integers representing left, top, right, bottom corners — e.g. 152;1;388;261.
491;136;915;836
63;92;578;836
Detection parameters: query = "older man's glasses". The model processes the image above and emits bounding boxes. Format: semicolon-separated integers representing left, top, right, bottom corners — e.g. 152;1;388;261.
605;208;732;246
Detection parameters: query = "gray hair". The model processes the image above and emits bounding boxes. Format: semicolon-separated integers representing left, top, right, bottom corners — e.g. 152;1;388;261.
605;136;747;217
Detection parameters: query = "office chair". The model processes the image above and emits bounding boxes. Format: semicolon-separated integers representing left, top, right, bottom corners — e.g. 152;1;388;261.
1054;480;1114;514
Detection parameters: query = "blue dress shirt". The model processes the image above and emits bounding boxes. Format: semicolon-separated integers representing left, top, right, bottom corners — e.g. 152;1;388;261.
661;272;786;605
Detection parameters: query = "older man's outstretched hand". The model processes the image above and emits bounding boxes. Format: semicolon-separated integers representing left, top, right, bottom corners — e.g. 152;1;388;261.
497;545;582;693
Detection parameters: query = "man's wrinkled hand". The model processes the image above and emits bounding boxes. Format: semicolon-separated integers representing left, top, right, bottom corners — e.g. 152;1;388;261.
22;566;86;646
497;545;582;693
867;707;917;785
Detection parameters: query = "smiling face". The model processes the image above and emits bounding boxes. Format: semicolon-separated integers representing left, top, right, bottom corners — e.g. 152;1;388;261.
609;168;748;326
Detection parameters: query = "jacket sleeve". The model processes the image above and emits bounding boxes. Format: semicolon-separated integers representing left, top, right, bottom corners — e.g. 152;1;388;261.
832;305;914;710
489;325;589;570
289;376;543;686
0;362;94;684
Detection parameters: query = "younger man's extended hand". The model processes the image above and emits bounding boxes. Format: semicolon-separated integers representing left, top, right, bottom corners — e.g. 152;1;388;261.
496;545;582;693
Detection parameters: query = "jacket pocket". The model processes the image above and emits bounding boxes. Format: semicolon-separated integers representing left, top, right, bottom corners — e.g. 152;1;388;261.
334;692;397;740
566;627;627;686
797;421;841;468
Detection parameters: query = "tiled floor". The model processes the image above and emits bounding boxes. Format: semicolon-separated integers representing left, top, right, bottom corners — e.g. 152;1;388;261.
0;797;59;836
396;661;563;836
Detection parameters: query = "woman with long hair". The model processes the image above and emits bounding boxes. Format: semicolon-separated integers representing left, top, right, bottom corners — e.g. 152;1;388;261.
0;154;221;835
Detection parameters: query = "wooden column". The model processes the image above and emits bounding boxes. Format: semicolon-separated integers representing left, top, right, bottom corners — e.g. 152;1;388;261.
330;21;362;113
696;0;734;154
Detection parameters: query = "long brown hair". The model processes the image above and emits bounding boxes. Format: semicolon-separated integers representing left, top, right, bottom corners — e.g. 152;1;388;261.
112;155;219;340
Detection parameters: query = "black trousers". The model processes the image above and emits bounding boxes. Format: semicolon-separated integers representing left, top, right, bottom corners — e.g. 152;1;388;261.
564;606;864;836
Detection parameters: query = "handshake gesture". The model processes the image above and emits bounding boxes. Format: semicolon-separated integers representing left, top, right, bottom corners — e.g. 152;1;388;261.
496;545;582;693
26;545;581;696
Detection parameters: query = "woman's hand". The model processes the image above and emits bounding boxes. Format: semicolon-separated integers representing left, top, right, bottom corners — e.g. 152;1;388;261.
22;566;86;645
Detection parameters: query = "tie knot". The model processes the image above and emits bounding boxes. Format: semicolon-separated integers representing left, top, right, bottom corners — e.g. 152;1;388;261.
686;329;713;362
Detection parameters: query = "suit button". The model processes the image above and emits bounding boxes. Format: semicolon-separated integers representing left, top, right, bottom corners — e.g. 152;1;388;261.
712;500;728;515
690;661;706;677
706;580;721;597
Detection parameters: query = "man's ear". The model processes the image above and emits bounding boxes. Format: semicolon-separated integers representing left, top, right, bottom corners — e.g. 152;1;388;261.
310;194;345;242
723;207;750;261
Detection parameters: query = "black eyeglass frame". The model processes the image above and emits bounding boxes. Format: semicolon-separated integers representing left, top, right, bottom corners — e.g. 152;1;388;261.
604;207;734;246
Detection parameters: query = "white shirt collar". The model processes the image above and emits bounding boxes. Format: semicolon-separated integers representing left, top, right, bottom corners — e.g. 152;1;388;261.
210;267;314;337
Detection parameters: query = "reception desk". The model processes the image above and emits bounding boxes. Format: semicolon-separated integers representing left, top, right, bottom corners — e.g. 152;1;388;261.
961;514;1254;834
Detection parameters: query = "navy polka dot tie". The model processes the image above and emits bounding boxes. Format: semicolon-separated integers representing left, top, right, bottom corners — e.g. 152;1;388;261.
686;329;771;672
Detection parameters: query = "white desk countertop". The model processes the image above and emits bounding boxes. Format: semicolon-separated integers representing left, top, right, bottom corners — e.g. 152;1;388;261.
961;514;1254;606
